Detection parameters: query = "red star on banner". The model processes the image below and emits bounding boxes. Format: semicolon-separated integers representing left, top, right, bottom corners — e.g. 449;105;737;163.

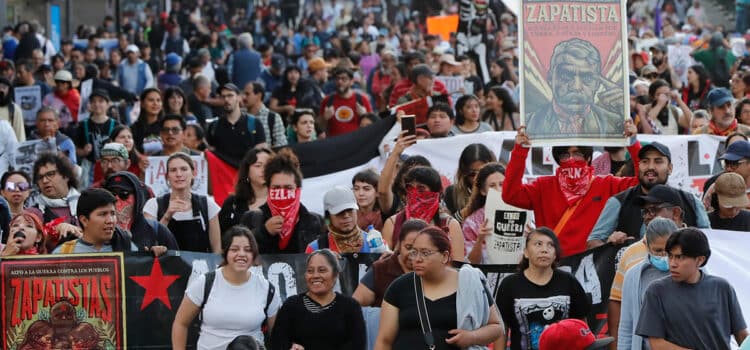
129;258;181;311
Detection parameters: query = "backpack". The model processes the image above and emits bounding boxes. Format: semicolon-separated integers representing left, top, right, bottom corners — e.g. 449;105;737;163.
191;271;276;346
156;193;209;231
207;114;257;144
82;118;116;147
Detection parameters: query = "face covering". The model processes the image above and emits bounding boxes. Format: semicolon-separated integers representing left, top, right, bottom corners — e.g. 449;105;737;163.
649;254;669;272
405;187;441;222
556;158;594;205
267;188;302;250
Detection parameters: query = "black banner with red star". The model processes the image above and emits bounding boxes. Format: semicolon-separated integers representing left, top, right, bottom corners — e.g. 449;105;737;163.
0;245;619;349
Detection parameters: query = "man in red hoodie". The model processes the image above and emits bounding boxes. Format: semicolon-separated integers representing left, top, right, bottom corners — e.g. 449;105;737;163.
42;69;80;129
502;120;641;256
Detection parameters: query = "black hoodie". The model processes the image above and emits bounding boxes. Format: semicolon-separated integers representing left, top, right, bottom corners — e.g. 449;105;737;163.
104;171;178;250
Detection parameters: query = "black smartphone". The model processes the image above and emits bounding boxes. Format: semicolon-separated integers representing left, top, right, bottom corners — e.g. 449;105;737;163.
401;115;416;137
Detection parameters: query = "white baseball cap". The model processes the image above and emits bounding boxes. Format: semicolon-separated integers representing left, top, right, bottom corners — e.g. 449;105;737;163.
324;186;359;215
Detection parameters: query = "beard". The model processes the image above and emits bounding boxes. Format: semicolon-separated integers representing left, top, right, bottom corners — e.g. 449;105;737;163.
652;58;663;67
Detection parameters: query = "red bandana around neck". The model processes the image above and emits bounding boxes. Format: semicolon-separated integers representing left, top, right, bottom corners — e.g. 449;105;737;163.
708;119;737;136
19;247;39;255
267;188;302;250
556;159;594;205
405;187;440;222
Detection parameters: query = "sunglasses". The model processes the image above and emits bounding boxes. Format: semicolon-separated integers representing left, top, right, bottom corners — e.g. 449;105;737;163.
4;182;30;192
110;189;132;200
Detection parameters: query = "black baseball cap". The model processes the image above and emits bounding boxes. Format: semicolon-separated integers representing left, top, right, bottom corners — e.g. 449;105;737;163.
636;184;684;207
90;88;110;101
639;142;671;162
218;83;240;94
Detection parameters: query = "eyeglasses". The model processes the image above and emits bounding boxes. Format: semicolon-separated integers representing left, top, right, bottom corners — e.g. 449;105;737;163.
723;159;748;169
100;158;124;166
641;205;673;217
38;170;59;181
4;182;30;192
407;249;441;260
161;127;183;135
559;152;585;162
110;189;132;200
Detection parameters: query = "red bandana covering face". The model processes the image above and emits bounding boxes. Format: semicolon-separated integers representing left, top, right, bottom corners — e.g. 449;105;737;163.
405;187;441;221
708;119;737;136
556;159;594;205
267;188;302;250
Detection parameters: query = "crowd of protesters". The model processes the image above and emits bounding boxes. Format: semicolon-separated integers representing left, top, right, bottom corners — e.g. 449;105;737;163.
0;0;749;349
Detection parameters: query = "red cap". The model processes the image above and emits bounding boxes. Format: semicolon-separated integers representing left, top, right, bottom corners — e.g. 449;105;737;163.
631;51;649;64
539;319;613;350
160;12;169;19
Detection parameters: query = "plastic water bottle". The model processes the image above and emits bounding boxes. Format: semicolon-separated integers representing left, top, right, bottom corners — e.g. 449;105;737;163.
366;225;389;253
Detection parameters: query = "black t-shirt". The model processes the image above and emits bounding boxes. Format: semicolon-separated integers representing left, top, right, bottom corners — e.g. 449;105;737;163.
206;114;266;166
383;272;493;350
496;269;591;350
133;119;162;154
187;94;215;127
75;118;119;162
708;210;750;231
270;293;366;350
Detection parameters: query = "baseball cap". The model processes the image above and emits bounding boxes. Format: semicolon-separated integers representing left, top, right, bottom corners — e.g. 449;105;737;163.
539;319;613;350
165;52;182;66
54;70;73;82
271;54;286;70
324;186;359;215
308;57;331;72
639;142;672;162
104;172;135;192
636;184;684;207
641;64;658;76
0;59;14;71
125;44;139;54
89;88;110;101
715;172;750;208
631;51;649;64
410;64;434;83
100;142;129;160
440;54;461;66
218;83;240;94
719;140;750;161
707;87;733;107
650;43;667;53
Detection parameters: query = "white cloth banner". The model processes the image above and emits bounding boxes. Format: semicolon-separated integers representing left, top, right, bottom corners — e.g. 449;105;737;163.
704;228;750;338
301;132;726;215
144;155;209;197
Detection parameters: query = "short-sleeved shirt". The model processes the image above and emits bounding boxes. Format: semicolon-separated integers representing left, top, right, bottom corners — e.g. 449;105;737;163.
635;272;747;349
319;92;372;137
143;196;220;221
186;268;282;349
610;240;648;302
708;210;750;231
383;272;493;350
496;269;591;350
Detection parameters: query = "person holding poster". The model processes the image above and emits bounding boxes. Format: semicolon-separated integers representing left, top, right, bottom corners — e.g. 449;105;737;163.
143;152;221;254
502;123;640;257
495;227;591;350
460;163;505;264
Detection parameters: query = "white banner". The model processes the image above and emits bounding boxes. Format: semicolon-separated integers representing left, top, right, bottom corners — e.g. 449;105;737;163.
704;228;750;336
144;155;208;197
14;85;42;126
300;132;725;215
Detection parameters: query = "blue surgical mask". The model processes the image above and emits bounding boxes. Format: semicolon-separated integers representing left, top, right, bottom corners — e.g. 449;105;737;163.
649;254;669;272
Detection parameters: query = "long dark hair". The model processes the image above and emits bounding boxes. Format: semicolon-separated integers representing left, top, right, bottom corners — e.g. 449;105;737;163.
461;163;506;219
453;144;496;213
483;86;519;131
235;147;275;204
109;125;141;167
491;58;512;83
134;88;163;127
393;155;432;202
454;94;480;127
689;64;710;94
519;227;562;271
220;226;260;266
163;86;190;116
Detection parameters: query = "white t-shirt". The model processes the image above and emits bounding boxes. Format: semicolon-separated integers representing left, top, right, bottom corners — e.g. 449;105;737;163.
186;268;282;350
143;195;220;223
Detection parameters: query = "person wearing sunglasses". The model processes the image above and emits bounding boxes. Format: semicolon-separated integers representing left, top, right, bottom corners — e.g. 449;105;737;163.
104;171;176;255
1;170;32;218
156;114;200;156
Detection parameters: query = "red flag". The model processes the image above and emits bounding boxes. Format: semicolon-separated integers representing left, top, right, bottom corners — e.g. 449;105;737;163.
205;150;237;206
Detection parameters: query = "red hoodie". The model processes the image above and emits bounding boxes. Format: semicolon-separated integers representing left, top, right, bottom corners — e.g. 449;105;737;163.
58;89;81;123
502;141;642;256
388;78;449;107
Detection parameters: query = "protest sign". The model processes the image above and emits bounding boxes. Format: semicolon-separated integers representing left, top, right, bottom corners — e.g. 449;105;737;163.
668;44;696;83
12;139;56;177
77;79;93;122
426;15;459;41
520;0;629;145
144;155;208;197
1;254;125;350
484;188;528;264
13;85;42;126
